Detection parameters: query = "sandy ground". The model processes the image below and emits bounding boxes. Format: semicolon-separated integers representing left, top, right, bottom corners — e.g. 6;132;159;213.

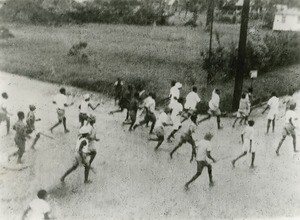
0;71;300;220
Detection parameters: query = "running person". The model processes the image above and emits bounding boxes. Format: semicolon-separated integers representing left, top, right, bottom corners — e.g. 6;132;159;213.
276;103;298;156
184;132;216;190
0;92;11;135
232;93;250;128
22;189;51;220
149;107;172;151
262;92;279;134
60;126;92;184
114;78;124;105
26;105;42;150
79;94;100;127
182;86;201;124
198;89;222;129
170;120;196;161
123;92;139;131
86;115;98;168
50;88;73;133
133;93;157;134
8;111;30;164
169;82;182;111
167;97;184;142
231;120;256;168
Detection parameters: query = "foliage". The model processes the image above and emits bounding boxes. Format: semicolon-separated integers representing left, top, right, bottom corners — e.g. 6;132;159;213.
0;26;14;39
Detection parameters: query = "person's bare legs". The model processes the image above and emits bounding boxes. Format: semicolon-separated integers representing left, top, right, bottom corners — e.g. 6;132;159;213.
276;135;286;156
232;151;247;167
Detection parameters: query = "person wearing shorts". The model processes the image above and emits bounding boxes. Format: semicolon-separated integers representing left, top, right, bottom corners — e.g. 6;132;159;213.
114;78;124;105
0;92;11;135
167;97;184;142
232;120;256;168
8;112;30;164
262;92;279;134
50;88;73;133
86;115;98;167
123;92;140;131
79;93;100;127
276;103;298;156
184;132;216;190
198;89;222;129
60;126;92;184
170;121;196;161
182;86;201;124
149;107;171;151
26;105;42;150
169;82;182;111
232;93;250;128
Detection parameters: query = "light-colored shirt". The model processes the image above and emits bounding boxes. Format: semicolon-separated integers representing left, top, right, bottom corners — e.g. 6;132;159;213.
75;136;89;153
144;97;156;113
155;112;169;128
242;126;254;140
28;198;50;220
0;98;8;113
170;101;183;119
80;100;89;114
195;139;212;161
238;98;249;111
53;93;67;110
267;96;279;114
285;110;297;125
185;91;200;110
209;90;220;111
169;86;180;107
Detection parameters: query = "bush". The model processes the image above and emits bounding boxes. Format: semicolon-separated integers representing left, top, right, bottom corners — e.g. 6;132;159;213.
0;26;14;39
201;31;300;83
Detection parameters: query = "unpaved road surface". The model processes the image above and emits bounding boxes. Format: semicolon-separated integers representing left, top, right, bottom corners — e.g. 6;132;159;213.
0;72;300;219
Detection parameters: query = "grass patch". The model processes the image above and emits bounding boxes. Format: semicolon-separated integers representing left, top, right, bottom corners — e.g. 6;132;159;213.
0;22;299;111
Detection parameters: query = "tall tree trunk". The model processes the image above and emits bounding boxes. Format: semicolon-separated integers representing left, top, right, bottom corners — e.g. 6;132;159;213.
232;0;250;111
205;0;214;28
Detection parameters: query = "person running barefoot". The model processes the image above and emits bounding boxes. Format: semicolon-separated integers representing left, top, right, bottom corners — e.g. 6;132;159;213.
123;92;140;131
26;105;42;150
79;94;100;127
232;93;250;128
276;103;298;156
262;92;279;134
166;97;184;142
232;120;256;169
0;92;11;135
185;132;216;190
50;88;74;133
182;86;201;124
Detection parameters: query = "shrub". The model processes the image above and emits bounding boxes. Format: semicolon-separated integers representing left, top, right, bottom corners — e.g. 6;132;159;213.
0;27;14;39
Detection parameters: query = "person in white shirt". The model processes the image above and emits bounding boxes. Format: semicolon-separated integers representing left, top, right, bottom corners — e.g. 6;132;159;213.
166;97;184;142
50;88;74;133
85;115;98;169
232;93;250;128
149;107;172;151
168;82;182;110
79;94;100;127
184;132;216;190
276;103;298;156
262;92;279;134
182;86;201;124
133;93;157;134
114;78;124;105
232;120;256;168
198;89;222;129
60;126;92;184
22;190;51;220
0;92;11;135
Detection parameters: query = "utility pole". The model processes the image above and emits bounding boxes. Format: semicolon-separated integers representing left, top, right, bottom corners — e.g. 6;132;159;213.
207;0;214;85
232;0;250;111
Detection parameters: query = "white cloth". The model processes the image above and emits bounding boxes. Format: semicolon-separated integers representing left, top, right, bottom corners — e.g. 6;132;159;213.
267;96;279;120
144;97;156;113
285;110;298;125
185;91;200;110
86;124;97;150
75;137;89;153
0;98;8;113
208;90;220;111
169;85;180;108
53;94;67;110
155;112;169;128
80;100;89;114
170;101;183;129
114;81;123;86
242;126;255;152
28;198;50;220
195;139;212;161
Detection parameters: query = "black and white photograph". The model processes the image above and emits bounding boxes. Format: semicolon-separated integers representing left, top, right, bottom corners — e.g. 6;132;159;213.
0;0;300;219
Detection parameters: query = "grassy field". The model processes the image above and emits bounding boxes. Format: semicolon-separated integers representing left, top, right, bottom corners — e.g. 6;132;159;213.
0;21;299;111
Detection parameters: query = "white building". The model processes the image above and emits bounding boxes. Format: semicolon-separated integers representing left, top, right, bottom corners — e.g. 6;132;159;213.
273;8;300;32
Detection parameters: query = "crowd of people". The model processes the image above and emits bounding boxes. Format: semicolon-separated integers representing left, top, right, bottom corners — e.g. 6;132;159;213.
0;77;298;219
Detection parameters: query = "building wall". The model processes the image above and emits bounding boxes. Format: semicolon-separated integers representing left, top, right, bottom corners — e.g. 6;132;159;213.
273;14;300;31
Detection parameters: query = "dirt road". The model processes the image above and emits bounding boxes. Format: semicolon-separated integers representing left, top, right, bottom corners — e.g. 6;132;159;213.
0;71;300;219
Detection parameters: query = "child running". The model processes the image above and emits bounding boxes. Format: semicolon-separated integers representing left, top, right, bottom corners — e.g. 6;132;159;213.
22;189;51;220
86;115;98;168
114;78;124;105
169;82;182;111
170;120;197;161
231;120;256;168
149;107;172;151
198;89;222;129
0;92;11;135
262;92;279;134
8;111;30;164
167;97;184;142
183;86;201;124
276;103;298;156
123;92;140;131
60;126;92;184
50;87;74;133
79;94;100;127
26;105;42;150
133;93;157;134
232;93;250;128
185;132;216;190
